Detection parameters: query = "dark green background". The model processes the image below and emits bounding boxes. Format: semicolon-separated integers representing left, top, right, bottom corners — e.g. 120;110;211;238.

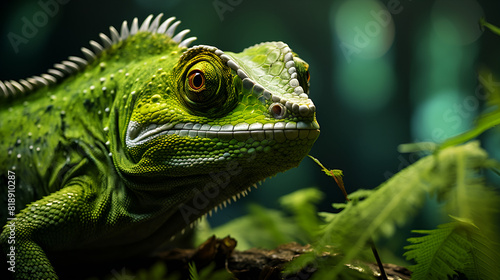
1;0;499;262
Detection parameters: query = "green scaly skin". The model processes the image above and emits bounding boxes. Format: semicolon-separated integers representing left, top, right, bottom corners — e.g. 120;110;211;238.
0;14;319;279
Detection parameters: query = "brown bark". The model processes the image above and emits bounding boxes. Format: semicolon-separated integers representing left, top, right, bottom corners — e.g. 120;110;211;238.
157;236;412;280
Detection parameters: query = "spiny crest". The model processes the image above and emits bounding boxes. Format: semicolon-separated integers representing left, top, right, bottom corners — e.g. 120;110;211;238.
0;14;197;100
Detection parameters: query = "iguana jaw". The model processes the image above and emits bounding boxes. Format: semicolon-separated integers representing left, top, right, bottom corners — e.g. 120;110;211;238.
126;120;320;148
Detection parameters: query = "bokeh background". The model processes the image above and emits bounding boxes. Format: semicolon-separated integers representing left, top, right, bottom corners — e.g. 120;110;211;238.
1;0;499;264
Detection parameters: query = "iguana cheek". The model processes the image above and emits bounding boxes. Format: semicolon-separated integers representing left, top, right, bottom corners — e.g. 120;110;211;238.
124;118;319;175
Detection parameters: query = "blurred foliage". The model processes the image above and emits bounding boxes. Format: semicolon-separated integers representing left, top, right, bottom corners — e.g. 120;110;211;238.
195;191;318;249
280;141;500;279
87;261;180;280
188;262;232;280
90;261;232;280
439;67;500;150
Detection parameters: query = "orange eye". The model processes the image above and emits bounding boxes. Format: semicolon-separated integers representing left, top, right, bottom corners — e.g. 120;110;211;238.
188;70;205;91
306;71;310;82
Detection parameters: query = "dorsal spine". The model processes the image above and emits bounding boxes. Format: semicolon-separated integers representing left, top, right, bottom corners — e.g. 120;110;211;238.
0;14;197;100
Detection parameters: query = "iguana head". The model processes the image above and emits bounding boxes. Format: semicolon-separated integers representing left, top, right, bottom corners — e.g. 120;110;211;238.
122;42;319;178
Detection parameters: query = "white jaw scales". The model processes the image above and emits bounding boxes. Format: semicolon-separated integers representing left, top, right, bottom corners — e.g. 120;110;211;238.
126;120;320;148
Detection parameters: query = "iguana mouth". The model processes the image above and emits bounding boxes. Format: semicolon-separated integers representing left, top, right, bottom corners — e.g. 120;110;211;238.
125;120;320;148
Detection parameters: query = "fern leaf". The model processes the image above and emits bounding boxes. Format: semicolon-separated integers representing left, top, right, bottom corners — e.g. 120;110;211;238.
403;141;500;280
294;141;490;278
189;262;200;280
405;216;500;280
404;221;470;280
324;141;487;242
445;144;500;280
445;151;500;239
463;222;500;280
330;189;375;210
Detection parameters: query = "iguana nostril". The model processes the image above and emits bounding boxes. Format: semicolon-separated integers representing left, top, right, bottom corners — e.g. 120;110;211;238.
269;102;286;119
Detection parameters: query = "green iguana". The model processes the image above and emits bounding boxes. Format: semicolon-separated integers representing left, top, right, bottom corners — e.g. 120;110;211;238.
0;14;319;279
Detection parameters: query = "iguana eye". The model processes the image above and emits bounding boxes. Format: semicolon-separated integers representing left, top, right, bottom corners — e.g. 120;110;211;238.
174;49;238;117
183;61;220;105
188;70;205;91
